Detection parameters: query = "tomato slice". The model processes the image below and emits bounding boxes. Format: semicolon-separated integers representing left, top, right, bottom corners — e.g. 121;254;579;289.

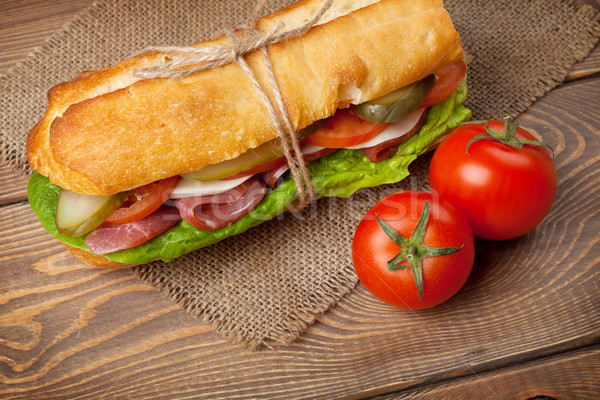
222;155;287;180
302;108;388;148
105;176;181;224
419;60;467;108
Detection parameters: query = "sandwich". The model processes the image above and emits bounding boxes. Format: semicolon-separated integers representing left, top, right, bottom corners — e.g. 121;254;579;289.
26;0;471;269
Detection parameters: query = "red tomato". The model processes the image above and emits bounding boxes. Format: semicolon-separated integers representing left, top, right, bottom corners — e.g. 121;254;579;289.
420;60;467;108
105;176;180;224
302;108;388;148
429;119;557;240
352;191;475;310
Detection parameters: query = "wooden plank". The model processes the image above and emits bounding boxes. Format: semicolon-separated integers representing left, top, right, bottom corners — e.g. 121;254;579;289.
0;78;598;399
0;165;28;206
378;347;600;399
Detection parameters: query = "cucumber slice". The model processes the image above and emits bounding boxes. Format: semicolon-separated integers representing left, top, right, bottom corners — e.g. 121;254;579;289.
56;189;128;236
355;75;435;123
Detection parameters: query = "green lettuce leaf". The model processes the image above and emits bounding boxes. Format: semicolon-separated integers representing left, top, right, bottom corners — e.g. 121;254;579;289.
28;79;470;265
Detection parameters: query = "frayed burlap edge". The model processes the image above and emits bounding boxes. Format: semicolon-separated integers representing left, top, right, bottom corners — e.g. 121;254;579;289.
134;259;359;349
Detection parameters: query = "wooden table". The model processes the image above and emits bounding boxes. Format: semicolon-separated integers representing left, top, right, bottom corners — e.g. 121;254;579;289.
1;1;599;399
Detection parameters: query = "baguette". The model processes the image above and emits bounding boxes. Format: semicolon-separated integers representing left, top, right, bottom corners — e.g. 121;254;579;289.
27;0;469;268
63;243;134;269
27;0;463;196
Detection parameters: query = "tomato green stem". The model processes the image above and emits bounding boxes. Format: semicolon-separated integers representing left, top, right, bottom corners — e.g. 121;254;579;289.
375;201;463;301
463;117;554;157
407;246;417;260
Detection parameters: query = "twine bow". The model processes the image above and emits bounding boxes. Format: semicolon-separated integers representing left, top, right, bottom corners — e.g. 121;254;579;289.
134;0;334;209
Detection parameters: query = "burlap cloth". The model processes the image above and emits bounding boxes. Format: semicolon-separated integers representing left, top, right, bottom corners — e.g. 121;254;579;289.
1;0;599;348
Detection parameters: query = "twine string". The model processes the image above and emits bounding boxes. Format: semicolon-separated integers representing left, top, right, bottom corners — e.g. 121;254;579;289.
259;45;315;206
133;0;333;208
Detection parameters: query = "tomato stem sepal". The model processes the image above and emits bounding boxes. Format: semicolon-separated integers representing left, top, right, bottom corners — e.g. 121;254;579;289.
375;201;463;300
463;117;554;157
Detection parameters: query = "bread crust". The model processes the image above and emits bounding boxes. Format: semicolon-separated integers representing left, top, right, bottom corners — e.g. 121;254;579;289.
63;243;134;269
27;0;463;195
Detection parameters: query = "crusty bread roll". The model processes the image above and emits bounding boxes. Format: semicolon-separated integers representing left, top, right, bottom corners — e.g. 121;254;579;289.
27;0;463;196
63;243;135;269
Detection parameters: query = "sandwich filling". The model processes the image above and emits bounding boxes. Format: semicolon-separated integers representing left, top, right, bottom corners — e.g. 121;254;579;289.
28;64;471;265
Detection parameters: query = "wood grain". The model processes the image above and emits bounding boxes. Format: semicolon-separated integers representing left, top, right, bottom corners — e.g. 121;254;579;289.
379;347;600;399
1;0;599;399
0;165;28;206
0;79;598;399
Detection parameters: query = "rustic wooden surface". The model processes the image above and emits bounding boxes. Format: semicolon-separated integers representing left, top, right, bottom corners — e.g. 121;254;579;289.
1;1;599;399
381;347;600;400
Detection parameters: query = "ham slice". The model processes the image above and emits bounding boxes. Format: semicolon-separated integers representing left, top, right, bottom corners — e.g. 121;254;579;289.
175;176;267;231
261;148;337;188
361;138;404;163
85;206;181;255
261;163;290;188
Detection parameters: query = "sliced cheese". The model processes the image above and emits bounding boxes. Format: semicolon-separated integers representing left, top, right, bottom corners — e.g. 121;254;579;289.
301;144;327;156
170;175;253;198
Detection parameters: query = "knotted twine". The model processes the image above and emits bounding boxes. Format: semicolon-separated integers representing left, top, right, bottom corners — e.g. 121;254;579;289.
133;0;334;209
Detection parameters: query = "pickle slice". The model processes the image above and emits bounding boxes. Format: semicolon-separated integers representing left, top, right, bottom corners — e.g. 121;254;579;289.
181;121;326;182
181;139;283;182
56;190;128;237
354;75;435;123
